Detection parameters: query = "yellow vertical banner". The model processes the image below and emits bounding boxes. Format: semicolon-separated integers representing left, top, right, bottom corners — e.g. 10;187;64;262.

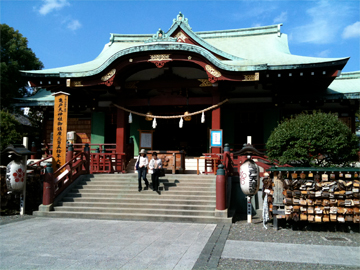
52;92;70;172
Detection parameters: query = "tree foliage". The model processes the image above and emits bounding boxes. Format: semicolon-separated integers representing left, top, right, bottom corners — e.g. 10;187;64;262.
0;110;26;151
1;24;43;109
266;111;359;167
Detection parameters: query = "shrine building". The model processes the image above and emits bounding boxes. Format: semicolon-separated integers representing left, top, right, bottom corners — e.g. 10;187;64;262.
20;12;359;165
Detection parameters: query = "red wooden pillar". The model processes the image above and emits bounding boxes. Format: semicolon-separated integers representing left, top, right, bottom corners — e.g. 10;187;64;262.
116;108;126;171
211;107;221;154
43;163;54;205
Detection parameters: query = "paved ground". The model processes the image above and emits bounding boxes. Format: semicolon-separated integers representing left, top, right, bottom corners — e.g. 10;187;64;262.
1;216;359;270
0;217;215;270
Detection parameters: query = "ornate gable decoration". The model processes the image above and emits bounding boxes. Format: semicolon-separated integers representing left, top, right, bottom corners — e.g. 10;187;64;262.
173;12;191;29
145;28;177;43
174;31;188;43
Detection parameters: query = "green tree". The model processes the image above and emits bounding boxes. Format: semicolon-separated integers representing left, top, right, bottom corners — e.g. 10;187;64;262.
1;24;43;109
266;111;359;167
0;110;26;151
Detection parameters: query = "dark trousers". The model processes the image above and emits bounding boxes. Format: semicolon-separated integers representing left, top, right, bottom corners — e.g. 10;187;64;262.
138;167;149;189
151;169;160;191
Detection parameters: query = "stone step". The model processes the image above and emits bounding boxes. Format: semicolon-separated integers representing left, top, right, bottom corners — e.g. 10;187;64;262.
79;178;216;184
34;211;232;224
72;186;216;194
58;201;216;211
66;191;216;199
36;173;230;224
76;182;215;189
78;182;215;189
62;196;216;206
53;206;215;217
84;174;215;180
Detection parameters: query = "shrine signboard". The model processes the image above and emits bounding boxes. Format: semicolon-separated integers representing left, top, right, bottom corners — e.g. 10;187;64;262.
139;130;154;149
52;92;70;171
210;129;223;148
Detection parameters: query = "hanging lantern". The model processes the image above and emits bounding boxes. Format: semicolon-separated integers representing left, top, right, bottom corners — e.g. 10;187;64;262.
152;117;157;129
239;159;260;196
179;117;183;128
183;111;191;121
145;111;153;121
128;112;133;123
201;111;205;123
6;159;26;193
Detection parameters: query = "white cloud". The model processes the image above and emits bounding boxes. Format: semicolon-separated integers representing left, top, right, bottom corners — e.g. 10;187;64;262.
342;21;360;39
39;0;70;15
67;19;82;31
316;49;331;58
291;0;353;44
273;12;287;23
231;3;277;22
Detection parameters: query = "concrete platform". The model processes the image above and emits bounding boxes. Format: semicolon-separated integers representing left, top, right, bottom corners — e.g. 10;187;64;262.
222;240;360;267
0;217;216;270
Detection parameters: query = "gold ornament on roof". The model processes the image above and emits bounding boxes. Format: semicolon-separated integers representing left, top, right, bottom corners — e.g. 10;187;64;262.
175;32;187;43
101;69;116;82
205;65;221;78
73;81;83;87
198;79;212;87
243;72;260;81
149;54;172;61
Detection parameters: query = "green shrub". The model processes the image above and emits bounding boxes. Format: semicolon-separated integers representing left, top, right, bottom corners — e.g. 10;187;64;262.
266;111;359;167
0;110;25;151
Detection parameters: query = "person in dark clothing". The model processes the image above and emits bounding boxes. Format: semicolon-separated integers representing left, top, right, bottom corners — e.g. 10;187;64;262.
149;152;162;193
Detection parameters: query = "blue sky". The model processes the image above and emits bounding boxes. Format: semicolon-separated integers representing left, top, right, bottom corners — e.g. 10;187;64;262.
2;0;360;72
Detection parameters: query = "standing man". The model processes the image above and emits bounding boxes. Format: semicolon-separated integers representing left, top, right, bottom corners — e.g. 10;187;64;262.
149;152;162;193
135;149;149;192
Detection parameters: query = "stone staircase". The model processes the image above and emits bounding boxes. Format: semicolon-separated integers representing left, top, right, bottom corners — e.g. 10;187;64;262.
34;173;232;223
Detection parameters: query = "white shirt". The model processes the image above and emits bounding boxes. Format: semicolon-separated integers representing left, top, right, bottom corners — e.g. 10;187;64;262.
149;158;162;169
138;156;148;168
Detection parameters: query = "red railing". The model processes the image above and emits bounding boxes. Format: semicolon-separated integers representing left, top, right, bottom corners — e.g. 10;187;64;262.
45;143;117;154
27;156;53;170
42;143;127;174
202;153;223;175
89;153;126;174
53;151;89;197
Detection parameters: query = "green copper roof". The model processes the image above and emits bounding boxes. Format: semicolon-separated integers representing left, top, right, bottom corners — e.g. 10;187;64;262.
166;13;244;61
21;12;349;78
202;29;348;67
326;71;360;99
13;88;54;106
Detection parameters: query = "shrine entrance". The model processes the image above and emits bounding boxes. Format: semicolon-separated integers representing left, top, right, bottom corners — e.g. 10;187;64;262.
152;113;208;156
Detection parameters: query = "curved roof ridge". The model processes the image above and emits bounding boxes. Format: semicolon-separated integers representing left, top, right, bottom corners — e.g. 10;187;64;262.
337;71;360;79
196;24;282;38
166;14;244;61
109;33;152;43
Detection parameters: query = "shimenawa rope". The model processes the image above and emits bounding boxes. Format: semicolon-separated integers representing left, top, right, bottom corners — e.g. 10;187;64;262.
112;99;228;119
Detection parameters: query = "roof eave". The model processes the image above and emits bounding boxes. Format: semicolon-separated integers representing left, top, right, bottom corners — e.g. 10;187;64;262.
267;57;350;70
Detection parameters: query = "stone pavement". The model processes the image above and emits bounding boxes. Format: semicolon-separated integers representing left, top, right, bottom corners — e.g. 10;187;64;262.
0;217;215;270
222;240;360;267
1;217;359;269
